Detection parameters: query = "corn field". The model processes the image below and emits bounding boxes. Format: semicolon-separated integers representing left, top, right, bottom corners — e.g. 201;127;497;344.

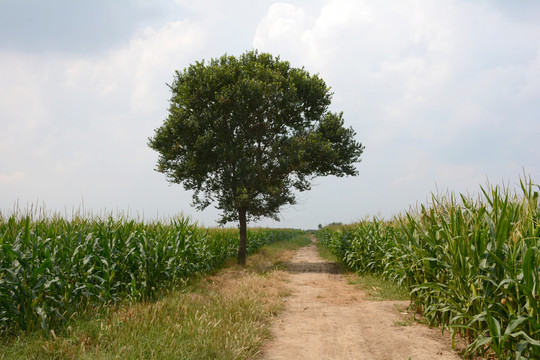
0;213;299;335
317;179;540;359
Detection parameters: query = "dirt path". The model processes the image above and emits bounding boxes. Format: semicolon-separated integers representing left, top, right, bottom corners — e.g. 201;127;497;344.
259;239;461;360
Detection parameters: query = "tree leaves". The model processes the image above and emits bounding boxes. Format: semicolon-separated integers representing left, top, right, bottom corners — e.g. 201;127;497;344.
149;50;364;225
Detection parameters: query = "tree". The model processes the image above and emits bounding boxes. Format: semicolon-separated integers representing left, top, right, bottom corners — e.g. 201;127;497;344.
148;50;364;265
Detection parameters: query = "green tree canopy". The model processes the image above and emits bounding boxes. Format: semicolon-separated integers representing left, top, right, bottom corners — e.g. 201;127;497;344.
149;50;364;264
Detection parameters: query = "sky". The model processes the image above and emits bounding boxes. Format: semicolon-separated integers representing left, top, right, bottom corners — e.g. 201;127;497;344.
1;0;540;229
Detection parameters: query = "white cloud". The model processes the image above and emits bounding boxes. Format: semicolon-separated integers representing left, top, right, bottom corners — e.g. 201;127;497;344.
392;151;429;187
516;44;540;102
64;20;205;115
0;172;26;184
0;18;208;216
2;1;540;228
317;0;373;32
253;3;312;64
252;0;540;224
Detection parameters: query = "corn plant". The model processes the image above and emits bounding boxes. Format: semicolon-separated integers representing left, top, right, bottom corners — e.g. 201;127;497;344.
0;213;300;335
317;177;540;359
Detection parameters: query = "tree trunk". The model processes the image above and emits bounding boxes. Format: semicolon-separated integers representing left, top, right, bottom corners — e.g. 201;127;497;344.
237;208;247;265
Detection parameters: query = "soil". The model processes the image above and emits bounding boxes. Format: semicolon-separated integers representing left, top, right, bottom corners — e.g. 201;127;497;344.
259;238;462;360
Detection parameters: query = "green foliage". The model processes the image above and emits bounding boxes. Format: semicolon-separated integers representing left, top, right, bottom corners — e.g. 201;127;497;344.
317;177;540;359
0;213;300;336
148;50;363;225
0;235;306;360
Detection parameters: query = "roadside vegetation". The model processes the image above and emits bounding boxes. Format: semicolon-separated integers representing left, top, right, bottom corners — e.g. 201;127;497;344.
316;235;408;301
0;211;300;336
0;228;309;359
347;274;409;302
317;178;540;359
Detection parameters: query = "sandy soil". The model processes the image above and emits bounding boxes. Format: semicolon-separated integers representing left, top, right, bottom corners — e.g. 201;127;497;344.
259;239;462;360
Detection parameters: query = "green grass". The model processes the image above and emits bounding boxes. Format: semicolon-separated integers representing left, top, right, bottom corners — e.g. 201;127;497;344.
252;232;312;260
393;318;414;327
348;274;409;301
0;276;279;360
314;240;350;273
315;240;337;262
0;234;308;360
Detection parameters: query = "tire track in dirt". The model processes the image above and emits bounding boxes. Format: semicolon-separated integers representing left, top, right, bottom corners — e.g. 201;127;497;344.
259;239;461;360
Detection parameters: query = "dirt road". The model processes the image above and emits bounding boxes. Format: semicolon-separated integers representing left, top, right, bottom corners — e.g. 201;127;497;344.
259;240;461;360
